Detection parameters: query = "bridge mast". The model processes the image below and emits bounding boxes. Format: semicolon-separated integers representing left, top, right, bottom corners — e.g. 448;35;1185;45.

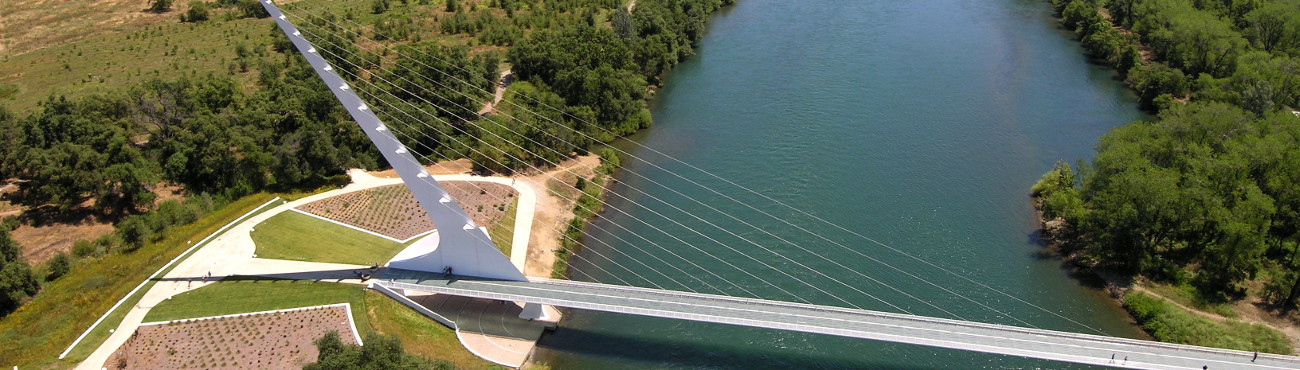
259;0;529;285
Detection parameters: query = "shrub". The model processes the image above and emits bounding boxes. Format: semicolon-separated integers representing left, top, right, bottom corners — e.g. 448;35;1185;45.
71;239;97;258
45;252;72;281
183;1;210;22
149;0;173;13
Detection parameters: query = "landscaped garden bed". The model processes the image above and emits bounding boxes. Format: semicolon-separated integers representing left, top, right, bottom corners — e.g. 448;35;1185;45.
295;182;516;241
106;304;359;369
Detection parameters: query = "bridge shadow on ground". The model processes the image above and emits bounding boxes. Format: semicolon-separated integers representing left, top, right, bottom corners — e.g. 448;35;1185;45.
152;268;378;285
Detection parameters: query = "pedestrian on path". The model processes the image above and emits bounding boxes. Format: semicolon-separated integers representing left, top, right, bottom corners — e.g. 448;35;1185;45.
1253;351;1258;362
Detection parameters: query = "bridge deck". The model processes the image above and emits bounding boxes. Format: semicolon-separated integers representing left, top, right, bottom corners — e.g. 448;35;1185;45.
376;269;1298;369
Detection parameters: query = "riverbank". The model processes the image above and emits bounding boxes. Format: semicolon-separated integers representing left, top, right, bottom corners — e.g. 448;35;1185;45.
1041;0;1300;354
1034;189;1297;354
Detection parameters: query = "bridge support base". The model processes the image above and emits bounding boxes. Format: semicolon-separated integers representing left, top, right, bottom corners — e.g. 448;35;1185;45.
519;302;546;320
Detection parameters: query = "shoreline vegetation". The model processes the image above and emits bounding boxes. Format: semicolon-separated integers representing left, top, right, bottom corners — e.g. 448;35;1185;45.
1;0;734;367
1040;0;1300;354
551;148;619;279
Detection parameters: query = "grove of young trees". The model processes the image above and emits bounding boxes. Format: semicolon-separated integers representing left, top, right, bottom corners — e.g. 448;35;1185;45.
1041;0;1300;306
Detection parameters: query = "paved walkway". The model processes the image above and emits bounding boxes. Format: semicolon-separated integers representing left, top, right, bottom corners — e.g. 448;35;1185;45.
80;171;539;369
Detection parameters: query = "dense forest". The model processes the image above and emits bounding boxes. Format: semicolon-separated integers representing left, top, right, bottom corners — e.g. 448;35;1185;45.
0;0;731;316
1039;0;1300;307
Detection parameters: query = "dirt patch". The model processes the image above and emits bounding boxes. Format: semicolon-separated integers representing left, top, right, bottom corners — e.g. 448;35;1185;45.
152;183;187;206
519;155;600;277
12;216;114;265
366;159;474;179
105;305;358;369
295;182;516;241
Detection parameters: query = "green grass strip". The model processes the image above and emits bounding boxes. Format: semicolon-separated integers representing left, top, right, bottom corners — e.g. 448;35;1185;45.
251;211;405;266
1123;292;1292;355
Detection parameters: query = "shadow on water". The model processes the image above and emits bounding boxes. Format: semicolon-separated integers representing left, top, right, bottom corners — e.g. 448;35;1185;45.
1026;229;1110;290
536;325;954;370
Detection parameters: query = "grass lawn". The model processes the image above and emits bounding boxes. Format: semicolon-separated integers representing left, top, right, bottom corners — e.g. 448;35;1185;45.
1143;282;1237;318
143;277;367;324
488;198;519;257
144;277;497;369
251;211;406;265
0;193;279;368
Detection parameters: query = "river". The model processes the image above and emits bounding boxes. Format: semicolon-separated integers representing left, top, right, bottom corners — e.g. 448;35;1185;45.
535;0;1149;368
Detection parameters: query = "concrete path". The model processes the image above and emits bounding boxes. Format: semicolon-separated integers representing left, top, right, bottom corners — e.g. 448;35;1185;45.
80;171;538;369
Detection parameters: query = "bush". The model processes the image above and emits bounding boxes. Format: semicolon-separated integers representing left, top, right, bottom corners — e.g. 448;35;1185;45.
149;0;173;13
237;0;268;18
45;252;71;281
117;216;153;252
304;331;431;369
71;239;98;258
183;1;210;22
0;217;17;232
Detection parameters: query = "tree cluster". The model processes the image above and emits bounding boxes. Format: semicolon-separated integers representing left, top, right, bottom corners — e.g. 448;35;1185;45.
1041;0;1300;305
305;331;451;370
318;0;731;173
0;54;379;218
1054;0;1300;112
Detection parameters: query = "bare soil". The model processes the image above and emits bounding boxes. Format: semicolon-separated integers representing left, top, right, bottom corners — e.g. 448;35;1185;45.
295;182;516;241
519;155;600;277
366;158;474;179
105;305;358;369
11;216;114;265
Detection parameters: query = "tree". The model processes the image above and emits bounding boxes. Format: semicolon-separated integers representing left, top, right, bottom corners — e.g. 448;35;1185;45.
1126;62;1188;109
237;0;268;18
149;0;173;13
1243;3;1300;54
116;215;152;252
0;226;38;316
183;1;209;22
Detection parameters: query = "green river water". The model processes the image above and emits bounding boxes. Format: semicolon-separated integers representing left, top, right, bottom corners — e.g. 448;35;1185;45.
536;0;1150;368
